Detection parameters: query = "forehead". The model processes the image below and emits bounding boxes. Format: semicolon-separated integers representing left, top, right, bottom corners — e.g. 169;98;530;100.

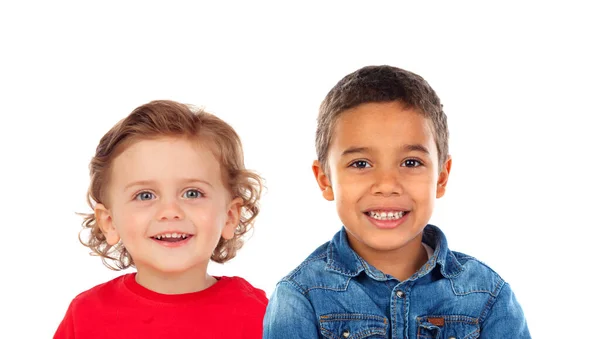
331;101;436;150
110;136;224;185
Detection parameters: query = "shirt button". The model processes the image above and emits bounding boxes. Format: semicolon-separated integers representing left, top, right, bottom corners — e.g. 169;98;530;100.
449;337;456;339
342;330;350;338
396;291;404;298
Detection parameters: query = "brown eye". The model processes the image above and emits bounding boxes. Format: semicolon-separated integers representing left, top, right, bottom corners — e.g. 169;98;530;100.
350;160;371;169
402;159;422;168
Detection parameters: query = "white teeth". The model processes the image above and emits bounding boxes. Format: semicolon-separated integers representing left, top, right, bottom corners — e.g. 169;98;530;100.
368;210;405;220
153;233;189;240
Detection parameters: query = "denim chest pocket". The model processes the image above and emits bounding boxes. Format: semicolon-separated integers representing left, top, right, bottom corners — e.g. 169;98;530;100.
417;315;480;339
319;313;388;339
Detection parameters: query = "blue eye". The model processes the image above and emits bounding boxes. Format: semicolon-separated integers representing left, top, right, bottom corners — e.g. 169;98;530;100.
350;160;371;169
184;189;203;199
135;191;155;201
402;159;423;168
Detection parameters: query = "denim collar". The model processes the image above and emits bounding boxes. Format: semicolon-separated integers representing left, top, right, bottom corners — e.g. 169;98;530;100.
325;225;464;281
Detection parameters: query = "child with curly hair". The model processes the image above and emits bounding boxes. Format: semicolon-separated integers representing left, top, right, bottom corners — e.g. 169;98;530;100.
55;100;267;338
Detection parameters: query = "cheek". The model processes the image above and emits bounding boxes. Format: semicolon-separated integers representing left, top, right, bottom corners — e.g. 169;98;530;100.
113;206;152;237
334;171;368;197
186;202;227;231
407;176;438;207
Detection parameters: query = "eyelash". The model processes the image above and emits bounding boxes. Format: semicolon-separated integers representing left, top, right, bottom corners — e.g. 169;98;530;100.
349;160;372;169
183;189;204;199
135;191;155;201
133;189;205;201
402;159;423;168
348;159;423;169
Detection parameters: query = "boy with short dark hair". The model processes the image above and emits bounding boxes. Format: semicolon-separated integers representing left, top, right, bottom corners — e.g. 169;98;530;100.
263;66;530;338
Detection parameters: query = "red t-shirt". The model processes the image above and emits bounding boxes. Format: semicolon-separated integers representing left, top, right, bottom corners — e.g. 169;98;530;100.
54;273;267;338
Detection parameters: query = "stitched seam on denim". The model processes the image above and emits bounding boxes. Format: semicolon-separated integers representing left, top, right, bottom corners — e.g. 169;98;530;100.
421;315;479;324
320;314;387;322
319;314;388;339
478;279;505;323
409;255;439;281
466;328;481;339
417;315;481;339
279;278;310;295
439;251;464;278
416;317;438;339
285;252;328;280
320;328;386;339
403;284;413;339
319;328;339;339
320;327;386;339
451;286;498;296
304;276;351;292
450;270;503;296
326;242;363;277
490;274;505;297
390;285;398;339
358;258;388;281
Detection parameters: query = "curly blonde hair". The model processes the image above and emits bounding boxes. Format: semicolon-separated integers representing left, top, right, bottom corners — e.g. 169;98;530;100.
79;100;263;270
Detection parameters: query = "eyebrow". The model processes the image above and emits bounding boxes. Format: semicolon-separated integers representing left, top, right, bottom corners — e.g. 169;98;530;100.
124;179;214;191
403;144;430;155
341;146;370;157
340;144;431;157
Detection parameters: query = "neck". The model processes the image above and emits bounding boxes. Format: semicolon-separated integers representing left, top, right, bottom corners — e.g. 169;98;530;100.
134;264;215;295
350;232;428;282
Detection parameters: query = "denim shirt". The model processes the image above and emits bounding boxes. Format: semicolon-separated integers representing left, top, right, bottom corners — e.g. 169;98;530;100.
263;225;530;339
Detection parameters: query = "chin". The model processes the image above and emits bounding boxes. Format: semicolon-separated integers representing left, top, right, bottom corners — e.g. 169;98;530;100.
363;234;416;251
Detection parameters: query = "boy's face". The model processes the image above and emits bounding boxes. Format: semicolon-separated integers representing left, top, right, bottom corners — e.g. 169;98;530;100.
313;101;451;258
95;137;241;278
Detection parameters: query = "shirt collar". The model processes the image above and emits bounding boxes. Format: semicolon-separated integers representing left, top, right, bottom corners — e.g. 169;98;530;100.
325;225;464;281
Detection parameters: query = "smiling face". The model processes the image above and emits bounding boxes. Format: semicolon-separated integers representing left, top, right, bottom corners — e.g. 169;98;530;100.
313;101;451;261
95;136;242;278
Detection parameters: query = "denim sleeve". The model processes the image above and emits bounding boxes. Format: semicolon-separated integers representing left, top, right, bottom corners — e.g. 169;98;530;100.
480;282;531;338
263;280;320;339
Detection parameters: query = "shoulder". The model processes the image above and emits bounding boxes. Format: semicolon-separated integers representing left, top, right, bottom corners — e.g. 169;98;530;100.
276;241;341;294
448;250;506;297
216;276;268;308
426;225;508;297
66;274;129;312
285;242;330;278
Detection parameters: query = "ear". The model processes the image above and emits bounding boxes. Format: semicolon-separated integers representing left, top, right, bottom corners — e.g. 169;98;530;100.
95;203;120;246
436;155;452;198
222;197;243;240
312;160;334;201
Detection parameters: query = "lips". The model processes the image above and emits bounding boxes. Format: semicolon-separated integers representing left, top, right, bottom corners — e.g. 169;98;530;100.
363;208;410;229
151;232;192;242
366;210;405;220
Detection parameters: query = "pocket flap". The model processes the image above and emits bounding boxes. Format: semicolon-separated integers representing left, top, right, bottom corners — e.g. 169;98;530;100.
319;313;388;339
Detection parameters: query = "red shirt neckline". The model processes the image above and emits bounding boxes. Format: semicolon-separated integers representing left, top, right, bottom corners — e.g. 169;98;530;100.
122;272;232;304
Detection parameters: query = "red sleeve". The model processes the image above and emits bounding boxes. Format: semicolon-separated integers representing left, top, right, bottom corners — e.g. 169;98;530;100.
53;301;75;339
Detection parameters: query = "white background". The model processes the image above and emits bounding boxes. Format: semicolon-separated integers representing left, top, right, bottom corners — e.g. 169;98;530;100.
1;1;598;338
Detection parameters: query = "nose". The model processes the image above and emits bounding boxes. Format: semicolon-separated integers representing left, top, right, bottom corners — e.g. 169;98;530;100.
157;199;183;221
371;168;403;196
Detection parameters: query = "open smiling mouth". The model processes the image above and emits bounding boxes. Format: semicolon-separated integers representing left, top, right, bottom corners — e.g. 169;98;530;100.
151;233;192;243
365;210;408;220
